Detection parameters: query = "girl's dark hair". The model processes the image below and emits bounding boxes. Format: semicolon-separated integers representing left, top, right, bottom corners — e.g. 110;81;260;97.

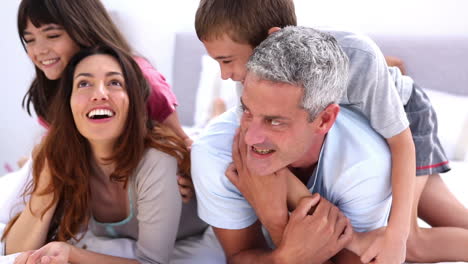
18;0;132;122
2;46;190;242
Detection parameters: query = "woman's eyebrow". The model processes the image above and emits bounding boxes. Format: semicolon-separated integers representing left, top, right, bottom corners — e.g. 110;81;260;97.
74;72;123;79
75;72;94;79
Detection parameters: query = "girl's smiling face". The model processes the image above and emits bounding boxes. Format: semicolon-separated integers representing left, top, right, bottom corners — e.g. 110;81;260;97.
23;19;80;80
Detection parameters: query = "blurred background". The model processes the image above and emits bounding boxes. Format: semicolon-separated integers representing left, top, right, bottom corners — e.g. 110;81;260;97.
1;0;467;175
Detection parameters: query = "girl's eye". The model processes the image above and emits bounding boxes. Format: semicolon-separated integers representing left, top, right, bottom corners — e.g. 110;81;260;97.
24;38;34;44
47;34;61;39
78;81;90;88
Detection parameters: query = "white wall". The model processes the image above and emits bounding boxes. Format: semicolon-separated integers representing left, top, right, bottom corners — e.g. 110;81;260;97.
295;0;468;37
1;0;467;175
101;0;200;84
0;0;42;176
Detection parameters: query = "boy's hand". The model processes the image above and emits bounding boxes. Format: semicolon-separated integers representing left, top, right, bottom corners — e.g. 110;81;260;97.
360;229;406;264
226;128;289;245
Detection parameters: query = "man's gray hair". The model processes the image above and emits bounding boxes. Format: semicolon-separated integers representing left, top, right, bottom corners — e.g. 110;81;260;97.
246;26;349;120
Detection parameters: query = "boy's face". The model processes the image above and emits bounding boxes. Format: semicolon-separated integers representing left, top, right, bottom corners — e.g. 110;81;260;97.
202;34;253;83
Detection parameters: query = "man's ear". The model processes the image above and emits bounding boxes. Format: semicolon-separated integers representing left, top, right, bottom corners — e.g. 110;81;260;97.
314;104;340;134
268;27;281;35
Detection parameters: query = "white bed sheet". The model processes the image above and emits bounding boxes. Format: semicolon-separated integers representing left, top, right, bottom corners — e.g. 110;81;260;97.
0;159;466;263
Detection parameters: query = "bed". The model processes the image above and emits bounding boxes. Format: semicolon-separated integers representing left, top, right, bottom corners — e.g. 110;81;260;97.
1;30;467;263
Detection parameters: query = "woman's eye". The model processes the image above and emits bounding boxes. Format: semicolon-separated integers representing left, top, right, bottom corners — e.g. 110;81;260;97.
109;80;122;87
78;81;90;88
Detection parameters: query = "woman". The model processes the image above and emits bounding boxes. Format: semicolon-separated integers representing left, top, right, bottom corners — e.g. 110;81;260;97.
17;0;193;201
3;46;190;263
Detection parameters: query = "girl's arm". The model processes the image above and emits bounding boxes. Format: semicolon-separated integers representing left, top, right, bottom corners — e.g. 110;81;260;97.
135;57;192;148
162;111;192;148
5;165;57;254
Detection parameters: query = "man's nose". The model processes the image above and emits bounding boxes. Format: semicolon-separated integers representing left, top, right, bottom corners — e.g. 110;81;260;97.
243;120;266;146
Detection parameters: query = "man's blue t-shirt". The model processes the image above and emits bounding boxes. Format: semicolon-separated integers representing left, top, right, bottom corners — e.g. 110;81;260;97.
191;106;392;233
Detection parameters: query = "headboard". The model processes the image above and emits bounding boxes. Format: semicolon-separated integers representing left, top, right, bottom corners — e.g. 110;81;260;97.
171;32;468;126
369;33;468;97
171;33;207;126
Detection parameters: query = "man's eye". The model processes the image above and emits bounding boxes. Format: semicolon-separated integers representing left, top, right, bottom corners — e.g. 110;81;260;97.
222;60;232;64
270;119;281;126
78;81;90;88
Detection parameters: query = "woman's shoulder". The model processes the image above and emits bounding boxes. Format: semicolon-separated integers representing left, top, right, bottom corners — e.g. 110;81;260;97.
139;148;177;172
132;148;177;189
131;148;178;197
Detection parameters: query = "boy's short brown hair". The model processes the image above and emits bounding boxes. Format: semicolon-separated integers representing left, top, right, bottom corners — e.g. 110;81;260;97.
195;0;297;47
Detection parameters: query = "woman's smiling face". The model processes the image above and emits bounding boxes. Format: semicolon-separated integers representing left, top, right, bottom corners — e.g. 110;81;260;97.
70;54;129;144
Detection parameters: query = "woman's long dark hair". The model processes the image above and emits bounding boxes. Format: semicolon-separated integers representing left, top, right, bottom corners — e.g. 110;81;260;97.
2;46;190;242
18;0;132;122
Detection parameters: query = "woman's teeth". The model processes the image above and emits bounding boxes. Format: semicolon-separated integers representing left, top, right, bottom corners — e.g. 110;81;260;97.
87;109;114;119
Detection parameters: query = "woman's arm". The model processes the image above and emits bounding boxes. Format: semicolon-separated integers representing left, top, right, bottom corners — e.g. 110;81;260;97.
16;241;139;264
133;150;182;263
5;165;57;254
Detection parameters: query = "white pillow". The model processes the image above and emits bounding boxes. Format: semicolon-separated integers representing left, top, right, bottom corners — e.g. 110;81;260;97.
194;55;239;128
424;89;468;161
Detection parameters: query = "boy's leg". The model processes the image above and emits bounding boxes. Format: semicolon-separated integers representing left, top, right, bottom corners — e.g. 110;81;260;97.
406;175;468;262
418;173;468;228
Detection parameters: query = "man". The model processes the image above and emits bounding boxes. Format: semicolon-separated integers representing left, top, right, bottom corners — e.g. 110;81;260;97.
191;26;392;263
